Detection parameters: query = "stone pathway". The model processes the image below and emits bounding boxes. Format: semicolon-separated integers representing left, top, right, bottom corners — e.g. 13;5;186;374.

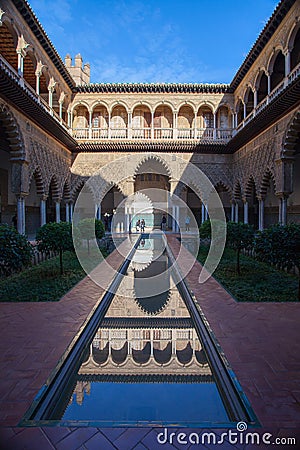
0;236;299;449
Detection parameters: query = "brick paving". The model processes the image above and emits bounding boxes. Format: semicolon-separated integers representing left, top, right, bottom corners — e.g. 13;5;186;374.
0;235;299;449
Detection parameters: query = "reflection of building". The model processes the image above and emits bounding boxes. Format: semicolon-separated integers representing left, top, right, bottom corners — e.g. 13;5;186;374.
1;1;300;235
70;249;213;406
79;324;211;376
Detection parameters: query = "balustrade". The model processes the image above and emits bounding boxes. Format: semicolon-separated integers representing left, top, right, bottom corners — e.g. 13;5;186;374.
132;128;151;139
2;50;299;144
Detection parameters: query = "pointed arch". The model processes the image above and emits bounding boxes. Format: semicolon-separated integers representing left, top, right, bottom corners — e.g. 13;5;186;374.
282;110;300;158
62;179;71;203
233;180;243;201
215;181;231;195
245;176;258;199
133;154;172;179
260;169;277;198
29;168;45;197
0;103;26;161
47;175;60;200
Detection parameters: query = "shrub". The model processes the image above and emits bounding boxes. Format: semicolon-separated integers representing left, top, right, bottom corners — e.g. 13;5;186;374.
0;224;33;276
255;223;300;299
199;219;226;241
36;222;74;275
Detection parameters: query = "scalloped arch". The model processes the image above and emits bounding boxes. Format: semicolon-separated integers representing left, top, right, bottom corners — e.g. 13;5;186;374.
0;103;26;161
281;110;300;158
259;169;277;198
29;167;45;196
245;176;259;199
133;154;172;179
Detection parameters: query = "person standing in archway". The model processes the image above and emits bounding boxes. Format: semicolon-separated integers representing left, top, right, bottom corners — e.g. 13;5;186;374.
185;215;190;232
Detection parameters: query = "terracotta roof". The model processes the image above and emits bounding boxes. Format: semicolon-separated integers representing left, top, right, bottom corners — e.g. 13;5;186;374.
77;140;232;153
100;317;193;328
11;0;75;89
230;0;296;90
76;83;231;94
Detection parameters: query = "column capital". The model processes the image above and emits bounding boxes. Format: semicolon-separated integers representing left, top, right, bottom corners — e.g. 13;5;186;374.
48;76;57;92
40;194;48;202
35;61;46;77
16;35;29;57
16;192;28;200
275;191;289;199
0;8;5;26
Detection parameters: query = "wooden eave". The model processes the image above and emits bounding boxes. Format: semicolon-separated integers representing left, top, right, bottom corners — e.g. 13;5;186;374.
0;64;77;150
230;0;296;91
11;0;75;90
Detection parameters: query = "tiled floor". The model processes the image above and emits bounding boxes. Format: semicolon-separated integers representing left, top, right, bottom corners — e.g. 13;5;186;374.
0;236;299;449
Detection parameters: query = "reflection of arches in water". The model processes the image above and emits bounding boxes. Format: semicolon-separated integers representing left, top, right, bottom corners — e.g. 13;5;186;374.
92;343;109;364
132;341;151;364
111;342;128;364
81;346;91;365
134;259;170;315
177;342;193;365
153;342;172;364
195;348;207;365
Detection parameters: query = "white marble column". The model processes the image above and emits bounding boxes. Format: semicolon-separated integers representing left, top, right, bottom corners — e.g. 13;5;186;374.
258;198;264;231
173;111;178;139
201;203;205;224
235;202;239;223
17;195;26;235
55;201;61;223
278;197;282;224
267;73;271;95
97;203;101;220
243;200;249;224
69;203;74;222
151;111;154;139
204;204;208;221
40;196;47;226
65;203;70;223
285;51;291;77
253;89;258;109
231;202;235;222
150;329;154;357
281;196;288;225
213;112;217;139
127;111;132;139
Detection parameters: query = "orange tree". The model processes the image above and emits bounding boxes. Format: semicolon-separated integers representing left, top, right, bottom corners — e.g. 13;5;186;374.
226;222;255;275
36;222;74;275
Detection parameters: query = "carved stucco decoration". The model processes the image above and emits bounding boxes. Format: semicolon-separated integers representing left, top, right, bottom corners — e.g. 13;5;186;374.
233;139;276;198
28;138;71;199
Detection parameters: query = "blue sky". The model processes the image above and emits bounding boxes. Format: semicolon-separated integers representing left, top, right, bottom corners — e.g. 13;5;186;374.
29;0;279;84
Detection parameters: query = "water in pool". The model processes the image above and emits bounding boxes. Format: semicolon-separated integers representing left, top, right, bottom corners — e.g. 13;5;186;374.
60;237;229;425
